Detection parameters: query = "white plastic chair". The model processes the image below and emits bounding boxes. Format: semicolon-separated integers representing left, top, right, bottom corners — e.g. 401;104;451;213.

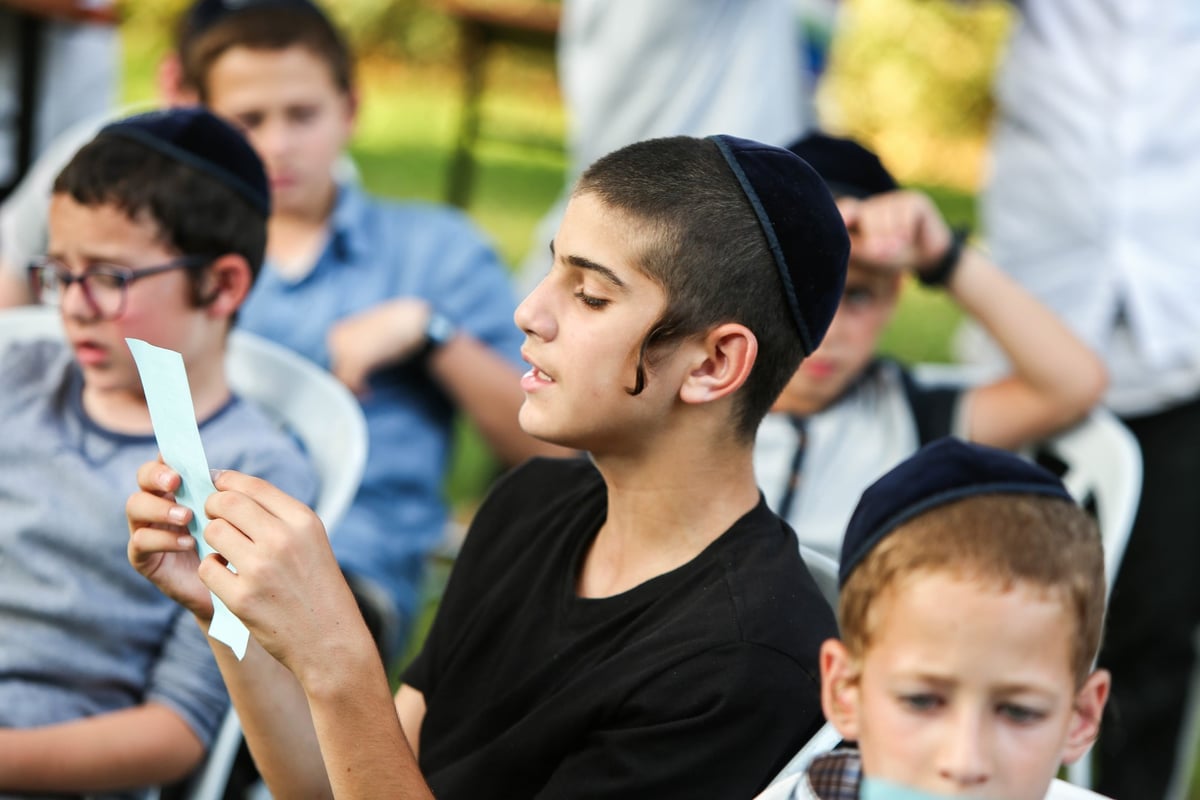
0;305;369;800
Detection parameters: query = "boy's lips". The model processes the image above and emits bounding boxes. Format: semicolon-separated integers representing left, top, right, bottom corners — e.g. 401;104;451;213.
801;357;838;379
71;339;108;366
519;351;555;391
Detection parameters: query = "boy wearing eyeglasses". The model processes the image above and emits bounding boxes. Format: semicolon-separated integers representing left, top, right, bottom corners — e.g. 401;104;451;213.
0;107;317;797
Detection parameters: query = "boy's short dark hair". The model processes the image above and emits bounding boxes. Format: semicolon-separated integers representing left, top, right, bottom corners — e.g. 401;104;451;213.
53;129;267;306
185;2;354;101
575;136;847;439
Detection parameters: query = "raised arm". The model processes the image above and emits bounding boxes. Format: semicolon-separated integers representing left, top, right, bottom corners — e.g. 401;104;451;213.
842;190;1107;449
127;461;434;799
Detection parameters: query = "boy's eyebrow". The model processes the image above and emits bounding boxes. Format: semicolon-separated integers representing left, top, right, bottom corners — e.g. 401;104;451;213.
894;671;1060;698
548;240;628;290
567;255;626;289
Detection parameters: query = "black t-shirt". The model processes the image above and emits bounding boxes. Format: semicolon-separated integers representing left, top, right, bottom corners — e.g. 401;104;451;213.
404;457;837;799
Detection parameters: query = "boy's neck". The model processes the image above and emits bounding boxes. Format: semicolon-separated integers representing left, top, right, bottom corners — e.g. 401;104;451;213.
267;218;331;280
578;423;760;599
267;185;338;277
82;353;231;436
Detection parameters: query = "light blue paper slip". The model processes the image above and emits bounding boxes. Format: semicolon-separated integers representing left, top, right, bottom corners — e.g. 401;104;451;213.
127;338;249;660
862;777;964;800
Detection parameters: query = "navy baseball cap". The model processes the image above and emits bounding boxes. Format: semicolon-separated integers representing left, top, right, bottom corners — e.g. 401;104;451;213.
838;437;1076;588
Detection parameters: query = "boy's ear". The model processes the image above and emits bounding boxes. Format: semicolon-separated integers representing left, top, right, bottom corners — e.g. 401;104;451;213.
200;254;253;319
820;638;862;741
678;322;756;405
1061;668;1111;765
156;54;192;106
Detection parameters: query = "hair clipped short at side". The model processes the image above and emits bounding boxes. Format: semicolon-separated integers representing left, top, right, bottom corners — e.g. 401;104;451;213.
838;493;1106;687
574;136;817;439
186;2;354;101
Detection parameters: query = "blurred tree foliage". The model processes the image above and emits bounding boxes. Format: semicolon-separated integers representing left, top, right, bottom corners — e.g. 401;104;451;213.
821;0;1014;191
121;0;555;64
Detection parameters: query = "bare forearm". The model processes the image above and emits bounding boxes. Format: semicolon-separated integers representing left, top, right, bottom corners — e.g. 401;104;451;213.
207;631;334;798
951;248;1107;444
429;334;571;464
206;622;428;798
305;651;433;799
0;703;203;793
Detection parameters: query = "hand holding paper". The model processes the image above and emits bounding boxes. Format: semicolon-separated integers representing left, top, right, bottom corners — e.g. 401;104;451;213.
126;339;369;684
127;338;250;659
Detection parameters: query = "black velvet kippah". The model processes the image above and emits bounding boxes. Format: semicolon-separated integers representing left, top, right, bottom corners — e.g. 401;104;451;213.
709;135;850;355
838;437;1076;588
99;107;270;217
182;0;327;41
786;132;898;199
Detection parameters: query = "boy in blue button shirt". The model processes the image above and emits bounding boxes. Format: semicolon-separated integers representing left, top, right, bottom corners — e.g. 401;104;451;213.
181;0;562;659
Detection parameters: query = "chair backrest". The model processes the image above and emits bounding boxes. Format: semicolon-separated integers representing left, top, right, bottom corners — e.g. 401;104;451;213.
223;330;367;531
800;545;839;611
0;305;368;531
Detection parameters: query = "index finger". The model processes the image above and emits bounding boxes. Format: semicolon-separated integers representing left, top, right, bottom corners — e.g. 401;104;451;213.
136;456;181;495
211;469;318;528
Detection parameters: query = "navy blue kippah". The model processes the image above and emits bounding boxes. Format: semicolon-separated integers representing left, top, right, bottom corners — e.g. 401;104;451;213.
182;0;327;42
786;132;898;200
99;107;270;216
838;437;1076;588
709;135;850;356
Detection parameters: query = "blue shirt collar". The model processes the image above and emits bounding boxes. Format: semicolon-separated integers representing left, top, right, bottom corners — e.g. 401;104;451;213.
328;182;371;265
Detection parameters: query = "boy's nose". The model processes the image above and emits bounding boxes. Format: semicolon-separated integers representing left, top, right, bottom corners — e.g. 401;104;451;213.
254;120;291;162
935;712;993;789
60;279;102;321
514;277;556;341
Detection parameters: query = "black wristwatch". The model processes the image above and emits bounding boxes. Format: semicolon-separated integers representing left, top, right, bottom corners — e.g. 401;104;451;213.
917;227;968;288
417;311;457;361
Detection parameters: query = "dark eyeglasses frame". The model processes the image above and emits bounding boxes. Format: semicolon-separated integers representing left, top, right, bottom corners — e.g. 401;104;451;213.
27;255;212;320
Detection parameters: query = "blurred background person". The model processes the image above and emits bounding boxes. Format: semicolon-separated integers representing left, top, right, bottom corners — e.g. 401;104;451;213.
517;0;826;294
962;4;1200;796
0;0;118;200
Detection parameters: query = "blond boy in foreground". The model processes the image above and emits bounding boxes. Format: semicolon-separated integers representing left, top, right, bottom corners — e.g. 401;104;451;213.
763;437;1111;800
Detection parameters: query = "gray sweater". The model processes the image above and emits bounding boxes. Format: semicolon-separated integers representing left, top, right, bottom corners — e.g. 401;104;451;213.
0;339;318;799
